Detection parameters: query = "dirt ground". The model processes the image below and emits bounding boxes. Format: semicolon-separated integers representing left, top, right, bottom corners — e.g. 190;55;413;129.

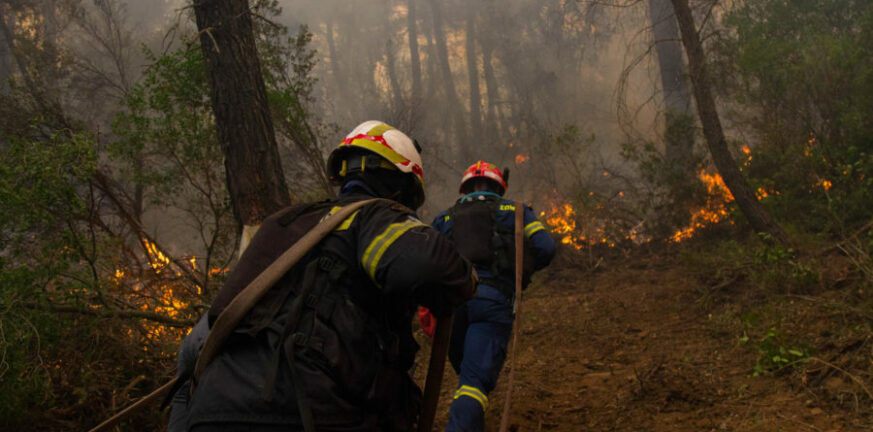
415;245;873;432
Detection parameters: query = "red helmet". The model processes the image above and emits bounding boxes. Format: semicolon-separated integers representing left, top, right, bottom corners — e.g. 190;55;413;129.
459;161;507;195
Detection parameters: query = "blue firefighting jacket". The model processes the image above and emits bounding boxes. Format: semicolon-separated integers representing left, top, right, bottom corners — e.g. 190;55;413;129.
432;191;556;301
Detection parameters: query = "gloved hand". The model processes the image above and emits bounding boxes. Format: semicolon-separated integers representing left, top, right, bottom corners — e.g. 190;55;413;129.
417;306;436;339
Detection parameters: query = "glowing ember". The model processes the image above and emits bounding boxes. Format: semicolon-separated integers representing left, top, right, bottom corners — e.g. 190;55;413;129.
515;154;530;165
741;145;752;155
817;179;833;190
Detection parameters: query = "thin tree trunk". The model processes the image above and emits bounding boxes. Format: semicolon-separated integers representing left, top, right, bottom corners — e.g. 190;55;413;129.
424;20;438;106
407;0;422;105
0;12;12;94
649;0;694;164
670;0;789;245
325;19;350;119
42;0;57;96
385;37;404;112
427;0;470;162
481;39;504;150
193;0;290;232
465;6;482;149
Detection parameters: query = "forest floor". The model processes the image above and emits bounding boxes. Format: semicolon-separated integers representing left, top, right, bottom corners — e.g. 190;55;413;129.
415;243;873;432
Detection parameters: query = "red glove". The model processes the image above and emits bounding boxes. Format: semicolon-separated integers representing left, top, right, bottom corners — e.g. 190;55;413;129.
417;306;436;339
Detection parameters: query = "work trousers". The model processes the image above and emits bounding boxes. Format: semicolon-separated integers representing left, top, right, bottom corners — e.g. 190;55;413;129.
445;285;514;432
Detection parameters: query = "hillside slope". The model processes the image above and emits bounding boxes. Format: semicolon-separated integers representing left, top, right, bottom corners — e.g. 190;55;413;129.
417;245;873;431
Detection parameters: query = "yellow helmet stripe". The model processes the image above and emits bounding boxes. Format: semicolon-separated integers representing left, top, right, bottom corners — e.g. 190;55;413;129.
366;123;395;136
348;138;410;165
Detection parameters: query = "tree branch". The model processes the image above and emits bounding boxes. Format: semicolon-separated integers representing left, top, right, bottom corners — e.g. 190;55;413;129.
21;302;195;328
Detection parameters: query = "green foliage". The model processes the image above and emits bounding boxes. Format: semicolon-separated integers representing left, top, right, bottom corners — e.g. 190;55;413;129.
0;3;326;430
621;115;709;238
739;315;811;376
718;0;873;232
111;46;224;206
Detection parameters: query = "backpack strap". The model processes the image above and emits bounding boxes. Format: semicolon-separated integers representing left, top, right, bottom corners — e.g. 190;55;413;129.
192;198;386;385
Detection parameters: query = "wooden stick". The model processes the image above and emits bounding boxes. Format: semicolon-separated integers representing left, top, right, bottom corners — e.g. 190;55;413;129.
87;377;178;432
418;315;454;432
499;202;525;432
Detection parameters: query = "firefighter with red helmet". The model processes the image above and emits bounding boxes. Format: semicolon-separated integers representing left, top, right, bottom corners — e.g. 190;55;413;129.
431;161;556;431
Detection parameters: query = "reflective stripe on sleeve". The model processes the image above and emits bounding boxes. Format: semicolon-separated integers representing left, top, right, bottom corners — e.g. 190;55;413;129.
524;221;545;237
362;219;424;280
453;385;489;411
335;211;359;231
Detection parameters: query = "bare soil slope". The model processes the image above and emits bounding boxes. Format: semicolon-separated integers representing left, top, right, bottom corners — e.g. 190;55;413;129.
417;246;873;431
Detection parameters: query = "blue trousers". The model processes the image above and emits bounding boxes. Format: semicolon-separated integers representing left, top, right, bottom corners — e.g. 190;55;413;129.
445;285;513;432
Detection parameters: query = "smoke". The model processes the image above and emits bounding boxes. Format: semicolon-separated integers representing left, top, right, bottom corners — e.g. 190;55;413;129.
266;0;665;218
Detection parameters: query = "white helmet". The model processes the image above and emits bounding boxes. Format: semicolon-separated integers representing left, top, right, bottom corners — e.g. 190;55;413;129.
327;120;425;206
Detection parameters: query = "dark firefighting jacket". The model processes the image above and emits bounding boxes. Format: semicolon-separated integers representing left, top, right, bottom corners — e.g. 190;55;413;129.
186;190;474;431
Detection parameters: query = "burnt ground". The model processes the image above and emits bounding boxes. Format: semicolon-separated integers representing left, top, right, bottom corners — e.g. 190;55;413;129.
414;245;873;432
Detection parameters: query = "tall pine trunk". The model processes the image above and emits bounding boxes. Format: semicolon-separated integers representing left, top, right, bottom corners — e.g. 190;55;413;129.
407;0;422;105
428;0;470;162
192;0;290;246
649;0;694;164
670;0;789;245
465;5;482;149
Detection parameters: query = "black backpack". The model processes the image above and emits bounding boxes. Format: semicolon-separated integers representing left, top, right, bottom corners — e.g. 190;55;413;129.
447;196;536;290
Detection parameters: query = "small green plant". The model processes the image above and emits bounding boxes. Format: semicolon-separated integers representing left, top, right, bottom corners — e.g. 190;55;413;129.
739;315;811;376
751;233;819;291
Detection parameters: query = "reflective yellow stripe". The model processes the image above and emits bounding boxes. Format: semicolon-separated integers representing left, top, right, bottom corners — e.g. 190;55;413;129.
366;123;394;136
453;385;489;411
499;204;516;212
524;221;545;237
443;214;450;222
362;219;424;280
348;138;409;164
335;211;359;231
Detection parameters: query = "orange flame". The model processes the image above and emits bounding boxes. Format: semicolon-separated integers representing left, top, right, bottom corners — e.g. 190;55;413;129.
672;170;733;242
114;239;229;350
515;154;530;165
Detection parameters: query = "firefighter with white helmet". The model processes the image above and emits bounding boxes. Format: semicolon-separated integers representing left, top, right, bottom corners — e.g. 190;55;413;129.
184;121;474;432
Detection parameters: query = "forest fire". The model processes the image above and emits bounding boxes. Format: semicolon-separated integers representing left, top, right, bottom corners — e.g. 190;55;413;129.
543;202;587;249
114;240;227;350
540;200;637;250
671;170;734;242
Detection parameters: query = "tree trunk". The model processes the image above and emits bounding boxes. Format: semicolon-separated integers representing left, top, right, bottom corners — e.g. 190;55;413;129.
670;0;789;245
465;5;482;149
427;0;470;162
649;0;694;164
193;0;290;232
407;0;422;105
325;19;351;119
0;12;12;94
480;40;502;149
385;37;404;112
